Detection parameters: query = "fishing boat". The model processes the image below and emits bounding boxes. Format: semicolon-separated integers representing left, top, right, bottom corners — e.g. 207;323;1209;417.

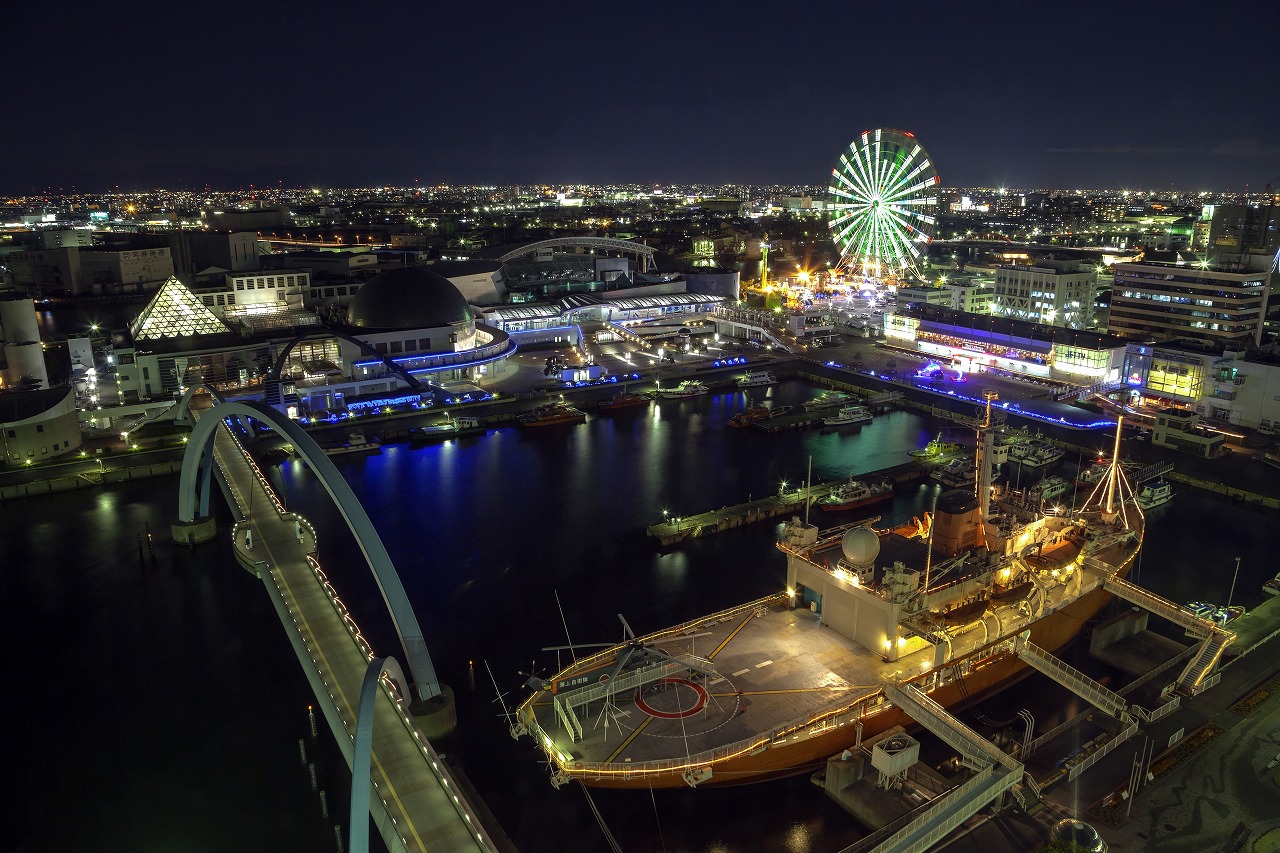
321;432;381;456
803;390;855;411
657;380;710;399
823;404;873;427
598;390;651;412
817;479;893;512
519;404;586;428
908;433;962;460
737;370;778;388
517;401;1152;790
1135;480;1173;510
408;416;485;444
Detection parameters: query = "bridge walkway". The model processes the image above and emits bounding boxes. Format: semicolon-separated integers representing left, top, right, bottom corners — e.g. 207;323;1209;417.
200;410;495;852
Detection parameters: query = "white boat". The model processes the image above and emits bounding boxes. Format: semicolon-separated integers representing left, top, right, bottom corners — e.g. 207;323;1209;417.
1135;480;1174;509
737;371;778;388
1012;441;1064;468
321;432;381;456
823;404;873;426
803;390;855;411
1032;475;1071;502
1263;572;1280;597
658;380;710;399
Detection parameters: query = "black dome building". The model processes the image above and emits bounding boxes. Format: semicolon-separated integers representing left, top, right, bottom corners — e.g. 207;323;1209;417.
345;266;475;332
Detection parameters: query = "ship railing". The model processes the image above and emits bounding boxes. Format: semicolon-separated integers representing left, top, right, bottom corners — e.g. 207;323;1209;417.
536;689;896;783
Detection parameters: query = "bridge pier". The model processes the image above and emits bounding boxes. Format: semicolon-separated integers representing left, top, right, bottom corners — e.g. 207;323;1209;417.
411;683;458;739
171;515;217;545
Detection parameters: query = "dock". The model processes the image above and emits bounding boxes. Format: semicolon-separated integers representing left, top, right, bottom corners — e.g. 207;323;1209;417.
645;462;926;545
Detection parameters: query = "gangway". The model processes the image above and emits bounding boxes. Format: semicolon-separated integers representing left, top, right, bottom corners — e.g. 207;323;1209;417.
1176;631;1234;696
1130;460;1173;484
883;684;1019;773
1015;636;1127;718
843;684;1021;853
1102;574;1224;639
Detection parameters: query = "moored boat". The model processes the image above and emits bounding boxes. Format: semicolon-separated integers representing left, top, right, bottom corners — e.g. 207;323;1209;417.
321;432;381;456
658;380;710;399
802;390;855;411
598;390;651;412
737;370;778;388
727;406;770;428
817;479;893;512
408;416;486;444
1264;572;1280;597
519;404;587;428
1135;480;1173;510
909;432;962;460
823;404;873;427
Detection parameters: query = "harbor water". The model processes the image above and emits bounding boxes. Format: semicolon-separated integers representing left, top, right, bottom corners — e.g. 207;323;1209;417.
5;379;1277;852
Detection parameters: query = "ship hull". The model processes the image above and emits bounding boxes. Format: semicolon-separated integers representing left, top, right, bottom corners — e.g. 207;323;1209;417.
557;579;1122;789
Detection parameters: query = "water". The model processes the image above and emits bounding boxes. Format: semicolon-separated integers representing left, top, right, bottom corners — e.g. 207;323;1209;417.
6;379;1278;852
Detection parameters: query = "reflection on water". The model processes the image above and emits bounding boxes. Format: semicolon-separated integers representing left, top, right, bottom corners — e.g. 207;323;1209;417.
7;378;1276;852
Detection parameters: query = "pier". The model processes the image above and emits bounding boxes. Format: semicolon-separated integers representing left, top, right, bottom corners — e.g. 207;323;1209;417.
644;462;926;546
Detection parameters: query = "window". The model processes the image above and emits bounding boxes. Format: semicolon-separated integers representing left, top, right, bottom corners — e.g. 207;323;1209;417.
6;429;13;438
389;341;403;354
36;424;44;433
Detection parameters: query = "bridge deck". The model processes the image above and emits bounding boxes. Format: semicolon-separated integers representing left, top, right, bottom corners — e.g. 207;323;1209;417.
205;412;493;852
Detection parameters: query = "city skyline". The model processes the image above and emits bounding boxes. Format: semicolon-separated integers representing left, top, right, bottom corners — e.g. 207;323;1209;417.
8;0;1278;194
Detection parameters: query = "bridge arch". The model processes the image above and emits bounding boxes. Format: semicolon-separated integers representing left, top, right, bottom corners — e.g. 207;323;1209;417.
496;236;655;272
177;398;441;700
267;329;424;391
173;381;227;424
349;656;411;853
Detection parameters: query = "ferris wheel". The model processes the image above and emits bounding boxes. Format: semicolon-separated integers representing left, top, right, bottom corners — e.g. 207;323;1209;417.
827;128;939;279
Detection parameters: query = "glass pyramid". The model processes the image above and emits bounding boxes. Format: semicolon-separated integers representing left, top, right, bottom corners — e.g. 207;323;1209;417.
130;277;232;340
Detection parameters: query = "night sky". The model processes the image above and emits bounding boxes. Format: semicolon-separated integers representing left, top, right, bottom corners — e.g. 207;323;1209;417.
8;0;1279;193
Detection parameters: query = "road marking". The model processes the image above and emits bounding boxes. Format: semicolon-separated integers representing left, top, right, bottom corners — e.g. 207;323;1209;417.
756;660;773;668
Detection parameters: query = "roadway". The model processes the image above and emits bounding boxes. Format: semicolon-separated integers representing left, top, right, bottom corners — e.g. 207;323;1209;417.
203;409;496;852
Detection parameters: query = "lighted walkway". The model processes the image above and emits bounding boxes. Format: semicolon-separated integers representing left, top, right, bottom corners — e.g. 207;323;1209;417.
199;410;495;853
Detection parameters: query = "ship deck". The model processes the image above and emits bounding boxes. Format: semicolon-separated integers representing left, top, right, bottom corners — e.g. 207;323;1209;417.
524;512;1142;776
526;600;888;769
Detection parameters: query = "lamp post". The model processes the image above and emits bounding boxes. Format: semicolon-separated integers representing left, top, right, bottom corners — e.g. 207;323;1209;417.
1226;556;1241;609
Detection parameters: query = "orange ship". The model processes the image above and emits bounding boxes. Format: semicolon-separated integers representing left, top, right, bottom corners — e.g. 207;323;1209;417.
517;400;1145;789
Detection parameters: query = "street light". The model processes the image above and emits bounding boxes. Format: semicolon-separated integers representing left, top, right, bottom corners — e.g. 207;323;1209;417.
1226;556;1241;608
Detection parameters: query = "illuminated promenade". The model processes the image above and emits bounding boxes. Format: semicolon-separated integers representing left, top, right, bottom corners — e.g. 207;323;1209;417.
189;405;497;852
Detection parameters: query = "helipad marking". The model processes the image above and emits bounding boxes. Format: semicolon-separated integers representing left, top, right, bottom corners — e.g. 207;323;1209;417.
732;668;751;677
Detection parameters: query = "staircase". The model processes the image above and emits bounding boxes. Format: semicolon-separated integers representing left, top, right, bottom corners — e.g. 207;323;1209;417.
1176;632;1233;696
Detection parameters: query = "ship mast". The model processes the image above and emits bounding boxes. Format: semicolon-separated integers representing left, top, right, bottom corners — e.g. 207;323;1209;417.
977;390;999;522
1104;415;1124;516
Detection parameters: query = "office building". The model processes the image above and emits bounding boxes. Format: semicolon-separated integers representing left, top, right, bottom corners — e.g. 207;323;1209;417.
991;259;1095;328
1109;261;1270;346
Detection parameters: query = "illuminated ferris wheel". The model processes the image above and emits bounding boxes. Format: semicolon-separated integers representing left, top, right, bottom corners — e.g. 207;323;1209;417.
827;128;939;279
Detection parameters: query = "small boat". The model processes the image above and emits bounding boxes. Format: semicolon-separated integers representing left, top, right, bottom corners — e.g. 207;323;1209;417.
408;416;486;444
597;390;651;412
909;433;962;460
737;370;778;388
1135;480;1174;510
824;404;873;426
1186;601;1216;619
802;390;855;411
1011;441;1064;468
1212;606;1245;626
991;579;1036;603
940;596;990;625
519;404;586;428
657;380;710;399
1075;457;1142;488
765;405;792;418
817;479;893;512
728;406;771;428
321;432;381;456
1033;476;1071;502
1264;572;1280;597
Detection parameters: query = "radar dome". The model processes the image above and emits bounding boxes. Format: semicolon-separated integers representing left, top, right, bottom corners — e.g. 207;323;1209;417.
841;526;880;565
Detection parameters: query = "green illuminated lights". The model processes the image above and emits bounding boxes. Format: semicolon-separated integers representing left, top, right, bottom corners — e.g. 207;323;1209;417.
827;128;939;278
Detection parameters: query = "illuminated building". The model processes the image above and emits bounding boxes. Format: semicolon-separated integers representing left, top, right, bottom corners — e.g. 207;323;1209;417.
884;303;1126;383
1109;261;1271;346
992;259;1095;328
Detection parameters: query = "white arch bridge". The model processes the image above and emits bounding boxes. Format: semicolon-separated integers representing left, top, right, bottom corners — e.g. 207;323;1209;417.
496;236;655;272
173;388;500;853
